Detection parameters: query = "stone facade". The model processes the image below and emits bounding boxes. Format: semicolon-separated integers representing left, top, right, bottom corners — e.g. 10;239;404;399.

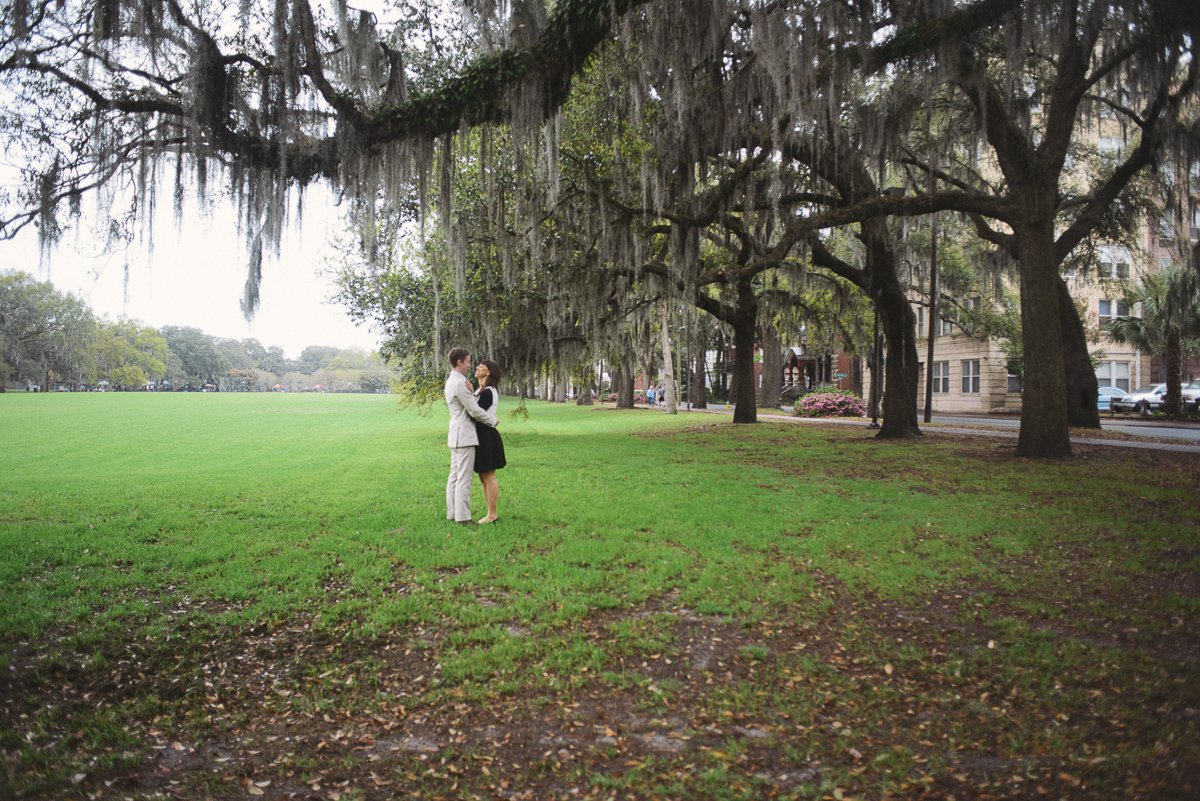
860;238;1191;416
860;326;1020;415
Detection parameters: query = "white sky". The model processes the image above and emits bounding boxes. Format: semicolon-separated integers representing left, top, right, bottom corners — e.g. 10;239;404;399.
0;0;427;361
1;187;384;361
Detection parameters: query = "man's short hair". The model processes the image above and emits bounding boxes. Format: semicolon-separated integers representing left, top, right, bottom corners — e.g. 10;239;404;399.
448;348;470;368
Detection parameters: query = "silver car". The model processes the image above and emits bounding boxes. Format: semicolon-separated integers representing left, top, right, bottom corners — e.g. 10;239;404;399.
1182;379;1200;414
1110;383;1167;415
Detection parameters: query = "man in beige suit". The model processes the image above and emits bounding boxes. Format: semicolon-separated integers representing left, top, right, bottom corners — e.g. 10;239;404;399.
444;348;499;524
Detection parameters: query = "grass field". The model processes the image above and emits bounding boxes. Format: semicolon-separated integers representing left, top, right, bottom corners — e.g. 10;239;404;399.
1;392;1198;800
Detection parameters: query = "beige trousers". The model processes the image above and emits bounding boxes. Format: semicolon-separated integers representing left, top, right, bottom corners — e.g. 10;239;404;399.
446;445;476;522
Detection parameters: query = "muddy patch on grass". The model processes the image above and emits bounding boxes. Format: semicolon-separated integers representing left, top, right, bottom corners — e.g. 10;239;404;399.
5;575;1198;800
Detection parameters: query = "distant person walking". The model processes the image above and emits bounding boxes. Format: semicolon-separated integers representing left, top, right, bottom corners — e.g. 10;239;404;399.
647;385;656;407
472;359;507;524
444;348;498;525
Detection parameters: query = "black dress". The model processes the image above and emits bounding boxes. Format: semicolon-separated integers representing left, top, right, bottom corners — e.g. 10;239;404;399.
473;387;507;473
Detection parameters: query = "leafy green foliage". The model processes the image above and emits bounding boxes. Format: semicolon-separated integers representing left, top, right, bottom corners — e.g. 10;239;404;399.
392;371;445;415
1107;264;1200;358
0;270;392;391
1107;264;1200;414
0;270;97;386
94;318;168;388
159;326;229;385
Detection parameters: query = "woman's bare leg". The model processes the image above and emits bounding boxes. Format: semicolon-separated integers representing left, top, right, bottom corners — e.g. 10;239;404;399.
478;472;499;523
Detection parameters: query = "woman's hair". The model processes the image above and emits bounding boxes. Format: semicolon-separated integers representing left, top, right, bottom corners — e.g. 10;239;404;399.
479;359;501;390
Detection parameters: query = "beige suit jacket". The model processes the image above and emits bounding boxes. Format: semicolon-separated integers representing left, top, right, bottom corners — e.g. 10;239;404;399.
445;370;498;447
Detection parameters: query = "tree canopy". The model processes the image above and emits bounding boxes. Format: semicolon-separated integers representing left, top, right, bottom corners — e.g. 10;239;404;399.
0;271;96;386
4;0;1198;454
0;269;394;389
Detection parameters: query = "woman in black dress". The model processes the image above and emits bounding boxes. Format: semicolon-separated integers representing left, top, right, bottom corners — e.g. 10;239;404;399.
472;359;507;524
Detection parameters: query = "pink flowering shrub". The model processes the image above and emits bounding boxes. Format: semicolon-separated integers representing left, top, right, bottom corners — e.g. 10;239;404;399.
794;391;867;418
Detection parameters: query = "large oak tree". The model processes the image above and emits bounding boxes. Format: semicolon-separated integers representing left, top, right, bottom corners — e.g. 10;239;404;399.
6;0;1197;455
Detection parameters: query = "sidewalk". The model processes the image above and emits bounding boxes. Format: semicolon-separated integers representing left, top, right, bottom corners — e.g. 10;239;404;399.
627;402;1200;455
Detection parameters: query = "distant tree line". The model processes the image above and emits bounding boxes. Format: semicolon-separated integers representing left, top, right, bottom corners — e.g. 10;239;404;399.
0;271;394;392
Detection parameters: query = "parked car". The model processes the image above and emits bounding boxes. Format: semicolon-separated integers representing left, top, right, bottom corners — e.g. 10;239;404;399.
1097;386;1129;412
1110;383;1167;415
1182;379;1200;414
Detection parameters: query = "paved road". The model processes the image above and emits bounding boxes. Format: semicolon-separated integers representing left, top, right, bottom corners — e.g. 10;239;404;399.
659;403;1200;454
927;414;1200;443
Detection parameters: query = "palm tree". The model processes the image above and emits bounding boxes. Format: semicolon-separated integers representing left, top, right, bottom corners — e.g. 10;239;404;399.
1106;264;1200;416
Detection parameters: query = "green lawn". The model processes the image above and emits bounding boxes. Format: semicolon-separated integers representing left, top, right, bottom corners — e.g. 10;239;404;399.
1;393;1197;800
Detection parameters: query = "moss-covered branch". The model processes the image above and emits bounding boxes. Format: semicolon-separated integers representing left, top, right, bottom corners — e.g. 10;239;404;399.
358;0;656;144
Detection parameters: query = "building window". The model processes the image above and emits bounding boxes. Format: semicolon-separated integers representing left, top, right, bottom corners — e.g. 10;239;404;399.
1098;299;1130;327
916;307;925;338
1158;217;1176;246
932;361;950;394
1099;260;1129;279
1007;374;1022;394
936;317;954;336
961;360;981;394
1098;245;1132;279
1097;361;1130;392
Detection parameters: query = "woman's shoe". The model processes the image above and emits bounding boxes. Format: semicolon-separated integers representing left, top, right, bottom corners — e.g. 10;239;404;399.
477;516;498;524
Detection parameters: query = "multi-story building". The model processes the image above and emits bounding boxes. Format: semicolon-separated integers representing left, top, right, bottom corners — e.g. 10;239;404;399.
859;105;1200;416
861;224;1198;415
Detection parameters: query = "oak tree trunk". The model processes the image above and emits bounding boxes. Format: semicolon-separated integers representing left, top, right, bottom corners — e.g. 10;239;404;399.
863;219;922;439
658;302;677;413
1016;218;1072;457
731;313;758;423
758;323;783;410
728;280;759;424
615;361;635;409
575;366;594;405
692;349;708;408
874;291;922;439
1059;278;1100;428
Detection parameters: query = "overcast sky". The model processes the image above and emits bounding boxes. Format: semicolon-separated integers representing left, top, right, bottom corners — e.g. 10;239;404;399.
0;0;431;361
2;186;384;361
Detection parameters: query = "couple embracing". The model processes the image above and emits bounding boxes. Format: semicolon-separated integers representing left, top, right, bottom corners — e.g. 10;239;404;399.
444;348;507;526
